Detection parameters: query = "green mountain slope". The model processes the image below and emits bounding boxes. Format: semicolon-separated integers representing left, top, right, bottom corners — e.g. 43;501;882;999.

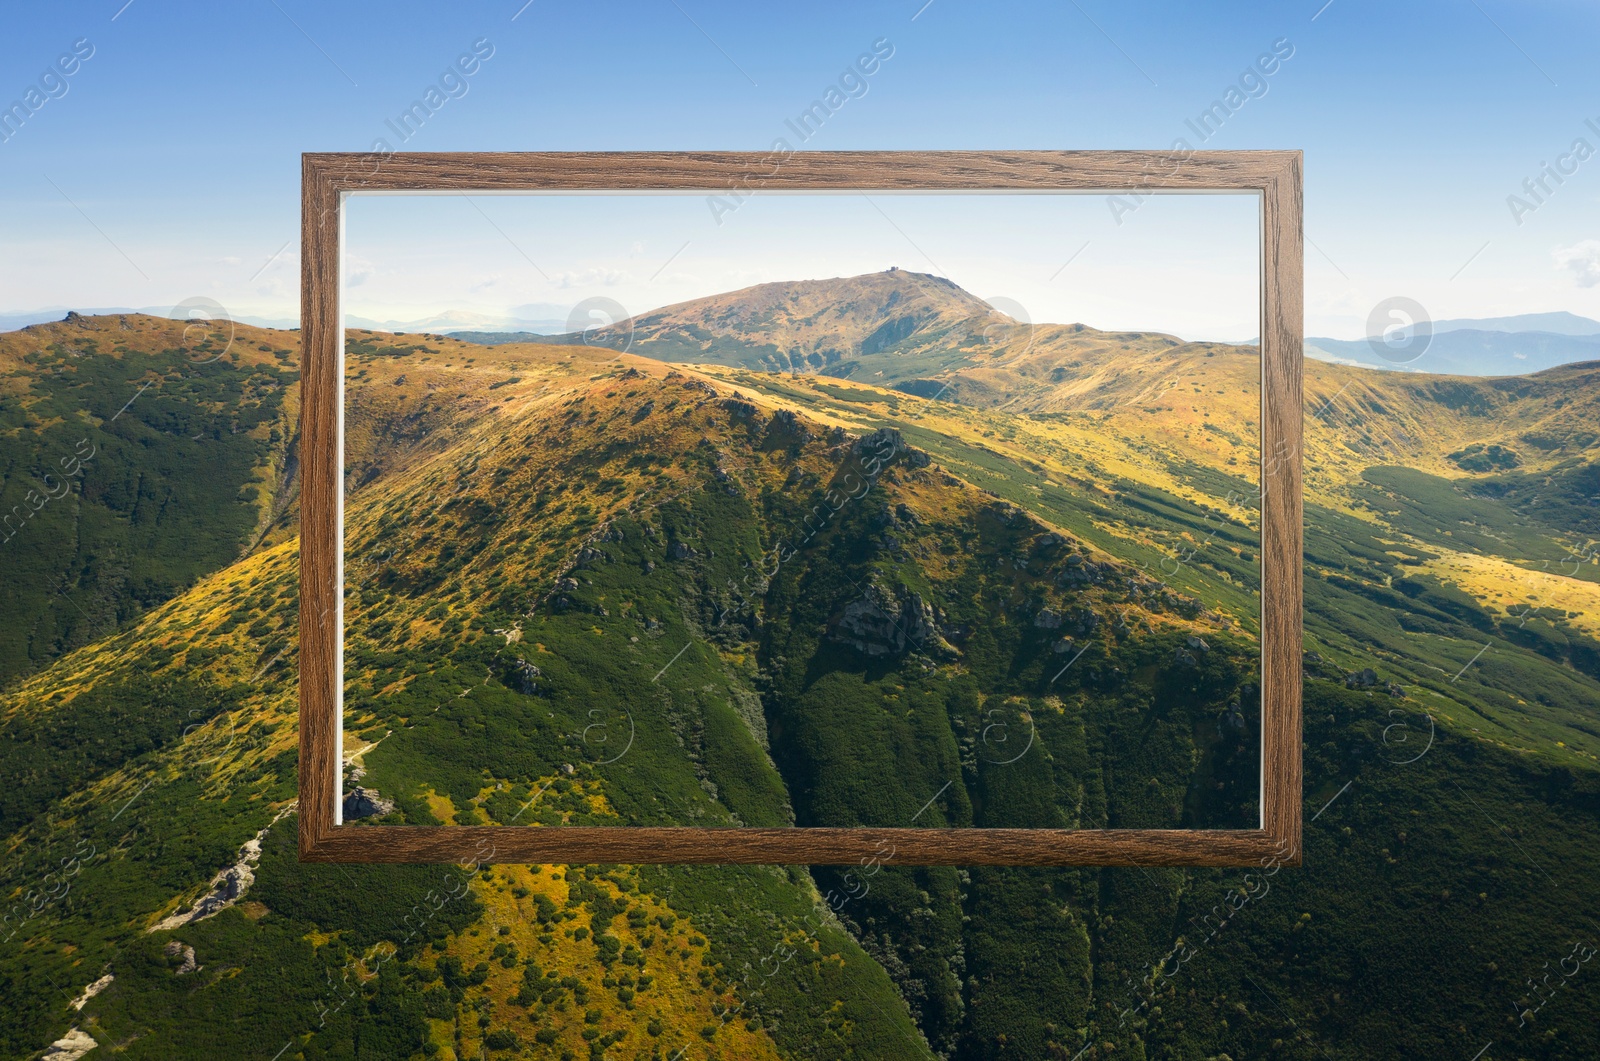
332;363;1261;1057
3;283;1600;1061
0;313;299;686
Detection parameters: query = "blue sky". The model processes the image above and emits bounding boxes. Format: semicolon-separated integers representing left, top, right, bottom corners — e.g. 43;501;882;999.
343;193;1263;341
2;0;1597;339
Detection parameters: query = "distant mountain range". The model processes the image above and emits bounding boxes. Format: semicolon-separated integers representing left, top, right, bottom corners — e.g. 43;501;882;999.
1305;311;1600;376
1431;310;1600;335
0;306;573;335
11;296;1600;378
0;306;301;332
345;307;571;334
448;284;1600;380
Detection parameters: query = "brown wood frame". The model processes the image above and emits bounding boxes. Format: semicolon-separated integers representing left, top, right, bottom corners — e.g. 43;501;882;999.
300;150;1302;866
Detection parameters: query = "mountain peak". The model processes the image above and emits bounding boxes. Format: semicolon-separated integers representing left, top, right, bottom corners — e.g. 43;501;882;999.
645;267;989;321
553;269;1000;377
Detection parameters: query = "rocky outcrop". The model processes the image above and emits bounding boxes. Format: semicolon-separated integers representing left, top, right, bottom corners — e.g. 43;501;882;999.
164;940;198;975
765;408;811;444
551;575;596;613
1345;668;1379;689
853;427;930;470
42;1027;98;1060
711;462;738;495
722;397;758;421
1065;606;1101;637
508;657;542;695
830;582;959;659
69;974;113;1011
1344;667;1405;696
1056;553;1113;588
147;804;294;933
941;622;972;645
343;786;396;819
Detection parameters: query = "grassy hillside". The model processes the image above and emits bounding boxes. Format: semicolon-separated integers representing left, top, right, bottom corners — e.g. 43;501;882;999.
699;359;1600;769
2;288;1599;1061
543;269;998;382
0;314;640;688
0;313;299;686
329;363;1262;1058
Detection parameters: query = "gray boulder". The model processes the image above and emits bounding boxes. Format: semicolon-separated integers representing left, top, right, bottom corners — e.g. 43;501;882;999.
343;786;396;820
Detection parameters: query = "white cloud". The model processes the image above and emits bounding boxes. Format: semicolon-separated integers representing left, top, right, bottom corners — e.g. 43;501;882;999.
1554;239;1600;288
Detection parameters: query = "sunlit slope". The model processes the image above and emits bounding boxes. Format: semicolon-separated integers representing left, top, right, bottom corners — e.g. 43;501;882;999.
0;365;947;1060
547;268;998;379
3;349;1263;1057
516;266;1600;541
5;315;1600;1059
341;329;628;501
0;313;299;684
701;367;1600;767
0;313;639;690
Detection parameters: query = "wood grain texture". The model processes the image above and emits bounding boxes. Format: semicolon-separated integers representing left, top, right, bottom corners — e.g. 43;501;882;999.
304;150;1298;194
301;827;1292;868
298;157;342;858
299;150;1304;866
1258;152;1305;866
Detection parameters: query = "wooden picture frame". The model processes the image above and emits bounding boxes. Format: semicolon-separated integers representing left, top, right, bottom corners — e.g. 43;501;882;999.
299;150;1303;866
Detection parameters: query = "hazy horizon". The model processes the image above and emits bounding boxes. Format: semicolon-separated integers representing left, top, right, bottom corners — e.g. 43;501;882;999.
4;2;1598;344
